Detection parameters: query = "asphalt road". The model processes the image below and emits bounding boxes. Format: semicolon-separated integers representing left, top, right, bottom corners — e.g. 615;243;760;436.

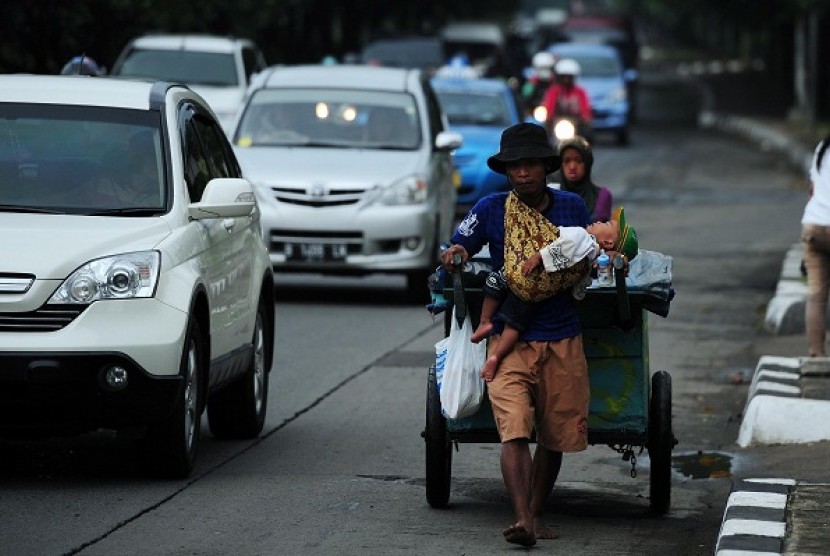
0;67;813;555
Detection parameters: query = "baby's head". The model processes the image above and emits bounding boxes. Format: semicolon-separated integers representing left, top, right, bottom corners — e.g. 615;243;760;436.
587;207;638;261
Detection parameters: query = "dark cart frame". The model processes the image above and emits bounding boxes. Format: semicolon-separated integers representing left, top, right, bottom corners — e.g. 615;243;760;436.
423;269;676;514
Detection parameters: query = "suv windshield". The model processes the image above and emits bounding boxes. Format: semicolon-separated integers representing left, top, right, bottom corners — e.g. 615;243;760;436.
234;89;421;150
115;49;239;87
0;105;166;215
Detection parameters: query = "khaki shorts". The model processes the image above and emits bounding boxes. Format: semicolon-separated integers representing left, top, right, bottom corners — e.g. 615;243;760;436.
487;335;589;452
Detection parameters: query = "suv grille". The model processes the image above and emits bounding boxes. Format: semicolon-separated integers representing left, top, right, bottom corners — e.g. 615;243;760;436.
270;186;367;208
0;305;87;332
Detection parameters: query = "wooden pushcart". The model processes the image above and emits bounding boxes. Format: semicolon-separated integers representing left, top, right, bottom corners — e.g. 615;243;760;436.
423;264;676;513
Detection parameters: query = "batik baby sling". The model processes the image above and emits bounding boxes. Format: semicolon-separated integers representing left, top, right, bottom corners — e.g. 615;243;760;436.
503;191;589;302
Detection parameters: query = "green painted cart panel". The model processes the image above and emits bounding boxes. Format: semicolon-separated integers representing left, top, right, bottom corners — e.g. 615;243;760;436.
443;285;652;442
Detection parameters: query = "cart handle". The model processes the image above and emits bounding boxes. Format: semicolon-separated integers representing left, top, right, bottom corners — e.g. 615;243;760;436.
614;254;633;330
451;252;467;329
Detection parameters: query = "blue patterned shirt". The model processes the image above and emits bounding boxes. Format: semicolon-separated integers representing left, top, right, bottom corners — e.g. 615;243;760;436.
452;187;590;341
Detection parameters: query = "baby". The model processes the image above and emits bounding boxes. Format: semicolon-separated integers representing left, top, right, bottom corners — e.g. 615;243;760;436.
472;208;638;382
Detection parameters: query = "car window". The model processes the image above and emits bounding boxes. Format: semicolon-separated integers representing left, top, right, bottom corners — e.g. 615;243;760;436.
553;52;621;77
434;89;514;127
361;39;445;71
0;104;165;214
242;46;266;82
192;115;234;178
115;49;240;87
422;80;446;140
180;109;211;202
234;88;421;150
180;103;242;201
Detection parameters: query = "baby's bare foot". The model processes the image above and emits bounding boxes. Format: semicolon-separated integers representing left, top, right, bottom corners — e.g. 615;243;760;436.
480;355;500;382
470;321;493;343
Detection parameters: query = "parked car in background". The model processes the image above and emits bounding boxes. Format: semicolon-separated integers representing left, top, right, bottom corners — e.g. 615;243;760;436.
0;75;274;478
109;34;267;133
230;65;462;303
431;75;524;213
360;35;445;75
548;42;635;145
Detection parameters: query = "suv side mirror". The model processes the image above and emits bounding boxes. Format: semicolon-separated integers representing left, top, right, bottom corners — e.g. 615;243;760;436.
188;178;256;220
435;130;463;152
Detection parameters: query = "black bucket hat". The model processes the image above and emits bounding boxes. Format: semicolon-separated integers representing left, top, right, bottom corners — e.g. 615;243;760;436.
486;123;560;175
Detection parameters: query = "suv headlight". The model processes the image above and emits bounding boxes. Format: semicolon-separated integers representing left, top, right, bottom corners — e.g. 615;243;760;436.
48;251;161;304
366;175;428;206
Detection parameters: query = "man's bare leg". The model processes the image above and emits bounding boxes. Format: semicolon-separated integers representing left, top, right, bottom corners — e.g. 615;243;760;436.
530;445;563;539
500;439;537;546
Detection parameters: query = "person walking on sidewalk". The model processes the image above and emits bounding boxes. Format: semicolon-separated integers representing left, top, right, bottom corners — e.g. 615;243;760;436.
801;134;830;357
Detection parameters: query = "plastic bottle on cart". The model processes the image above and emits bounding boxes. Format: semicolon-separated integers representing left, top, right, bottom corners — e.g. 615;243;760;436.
597;250;613;286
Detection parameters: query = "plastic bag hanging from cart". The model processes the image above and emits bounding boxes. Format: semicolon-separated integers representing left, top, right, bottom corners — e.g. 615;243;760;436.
436;306;486;419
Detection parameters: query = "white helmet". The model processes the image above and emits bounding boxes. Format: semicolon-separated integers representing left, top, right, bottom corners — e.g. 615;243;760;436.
531;51;556;79
555;58;581;77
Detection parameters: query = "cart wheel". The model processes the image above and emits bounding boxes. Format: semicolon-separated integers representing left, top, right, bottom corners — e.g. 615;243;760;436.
425;364;452;508
648;370;673;514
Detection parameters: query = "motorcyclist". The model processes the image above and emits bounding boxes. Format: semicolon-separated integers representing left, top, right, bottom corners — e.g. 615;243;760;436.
540;58;592;142
59;55;105;76
520;51;557;119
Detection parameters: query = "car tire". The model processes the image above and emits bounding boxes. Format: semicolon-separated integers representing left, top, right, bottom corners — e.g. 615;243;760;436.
141;315;204;479
208;297;270;439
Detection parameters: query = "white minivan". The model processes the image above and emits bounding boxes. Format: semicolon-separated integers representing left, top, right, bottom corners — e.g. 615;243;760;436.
230;65;462;303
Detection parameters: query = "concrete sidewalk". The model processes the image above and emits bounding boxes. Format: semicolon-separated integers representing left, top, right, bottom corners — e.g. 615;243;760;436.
698;78;830;554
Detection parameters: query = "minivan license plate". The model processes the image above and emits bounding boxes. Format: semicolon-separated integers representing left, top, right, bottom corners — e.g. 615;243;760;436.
285;243;347;262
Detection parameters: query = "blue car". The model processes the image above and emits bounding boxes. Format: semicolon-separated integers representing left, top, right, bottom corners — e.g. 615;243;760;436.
548;42;635;145
431;76;524;213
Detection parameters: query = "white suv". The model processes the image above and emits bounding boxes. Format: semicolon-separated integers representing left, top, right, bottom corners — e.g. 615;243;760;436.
0;75;274;478
110;34;267;133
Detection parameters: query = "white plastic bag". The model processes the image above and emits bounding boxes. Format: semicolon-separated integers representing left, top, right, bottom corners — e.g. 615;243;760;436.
436;307;486;419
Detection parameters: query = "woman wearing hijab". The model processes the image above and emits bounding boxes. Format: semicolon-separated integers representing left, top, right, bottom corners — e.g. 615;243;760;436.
547;135;613;222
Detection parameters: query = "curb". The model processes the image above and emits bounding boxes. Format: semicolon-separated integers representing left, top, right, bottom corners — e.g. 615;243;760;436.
715;478;795;555
737;355;830;447
698;110;813;176
763;243;807;335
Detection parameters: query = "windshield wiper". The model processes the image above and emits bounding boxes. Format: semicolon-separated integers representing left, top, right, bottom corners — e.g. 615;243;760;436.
0;204;63;214
300;141;362;149
85;207;165;216
369;144;411;151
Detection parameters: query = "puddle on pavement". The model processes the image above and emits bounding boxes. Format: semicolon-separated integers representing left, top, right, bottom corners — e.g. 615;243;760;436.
672;451;732;479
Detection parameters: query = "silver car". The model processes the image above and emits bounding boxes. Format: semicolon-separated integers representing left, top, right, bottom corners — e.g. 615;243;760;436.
231;65;462;303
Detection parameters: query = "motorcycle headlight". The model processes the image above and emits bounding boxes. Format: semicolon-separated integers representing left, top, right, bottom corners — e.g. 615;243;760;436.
554;119;576;141
48;251;161;304
365;175;428;206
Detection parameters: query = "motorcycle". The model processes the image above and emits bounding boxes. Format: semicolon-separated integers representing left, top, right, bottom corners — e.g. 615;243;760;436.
528;104;592;147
